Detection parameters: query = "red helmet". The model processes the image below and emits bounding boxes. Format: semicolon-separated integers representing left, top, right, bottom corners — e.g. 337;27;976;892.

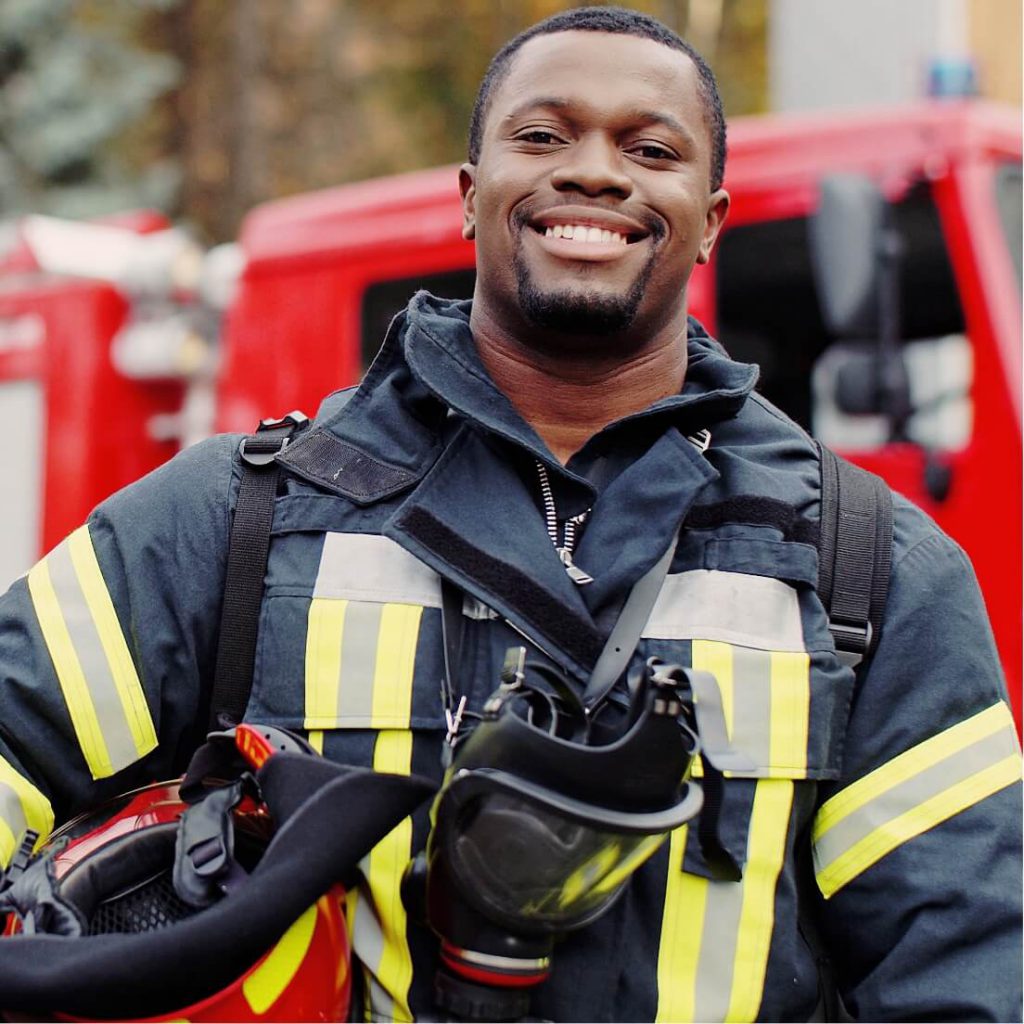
0;725;434;1022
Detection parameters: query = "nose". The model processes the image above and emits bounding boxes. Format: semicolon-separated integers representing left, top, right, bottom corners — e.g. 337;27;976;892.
549;133;633;199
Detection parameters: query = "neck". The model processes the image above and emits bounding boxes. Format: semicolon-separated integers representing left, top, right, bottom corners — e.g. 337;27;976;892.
470;305;689;464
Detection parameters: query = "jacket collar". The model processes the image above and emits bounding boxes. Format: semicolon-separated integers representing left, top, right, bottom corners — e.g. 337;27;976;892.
279;292;760;679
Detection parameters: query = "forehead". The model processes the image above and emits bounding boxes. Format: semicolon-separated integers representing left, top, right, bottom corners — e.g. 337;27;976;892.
491;30;703;130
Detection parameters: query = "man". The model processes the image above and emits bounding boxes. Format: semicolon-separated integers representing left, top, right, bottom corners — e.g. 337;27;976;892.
0;6;1020;1021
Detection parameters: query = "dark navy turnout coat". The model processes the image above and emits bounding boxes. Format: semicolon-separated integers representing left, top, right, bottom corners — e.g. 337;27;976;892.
0;293;1020;1021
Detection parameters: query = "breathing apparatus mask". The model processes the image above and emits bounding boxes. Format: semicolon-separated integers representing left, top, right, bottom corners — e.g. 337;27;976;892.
406;631;715;1022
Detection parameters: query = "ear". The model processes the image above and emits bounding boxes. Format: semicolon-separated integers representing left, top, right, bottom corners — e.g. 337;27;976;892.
459;164;477;241
696;188;729;265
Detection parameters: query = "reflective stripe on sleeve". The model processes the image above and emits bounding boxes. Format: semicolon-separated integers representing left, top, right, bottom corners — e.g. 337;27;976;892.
304;577;423;1023
813;701;1022;899
656;643;802;1021
27;526;157;779
0;754;54;866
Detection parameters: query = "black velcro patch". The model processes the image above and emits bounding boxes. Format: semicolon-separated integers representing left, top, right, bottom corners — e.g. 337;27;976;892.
276;429;422;505
399;506;603;672
686;496;819;545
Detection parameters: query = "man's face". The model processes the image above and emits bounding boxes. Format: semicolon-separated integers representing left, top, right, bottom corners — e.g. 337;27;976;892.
461;30;729;349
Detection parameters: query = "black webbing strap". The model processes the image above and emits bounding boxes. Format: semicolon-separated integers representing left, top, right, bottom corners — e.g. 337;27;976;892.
816;443;894;667
209;413;308;730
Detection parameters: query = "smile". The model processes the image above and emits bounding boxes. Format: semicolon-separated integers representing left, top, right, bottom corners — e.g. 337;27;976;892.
539;224;630;246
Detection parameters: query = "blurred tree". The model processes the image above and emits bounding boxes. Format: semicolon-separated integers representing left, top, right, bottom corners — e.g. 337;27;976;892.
0;0;181;219
0;0;766;240
167;0;765;241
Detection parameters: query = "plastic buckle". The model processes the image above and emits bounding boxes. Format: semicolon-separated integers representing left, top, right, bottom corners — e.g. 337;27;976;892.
829;619;872;653
258;410;308;433
239;411;308;467
0;829;40;891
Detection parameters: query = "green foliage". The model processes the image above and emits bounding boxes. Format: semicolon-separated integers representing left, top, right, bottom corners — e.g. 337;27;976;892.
0;0;181;219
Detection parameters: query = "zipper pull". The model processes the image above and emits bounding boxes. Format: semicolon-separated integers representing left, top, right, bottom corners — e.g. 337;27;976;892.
557;546;594;585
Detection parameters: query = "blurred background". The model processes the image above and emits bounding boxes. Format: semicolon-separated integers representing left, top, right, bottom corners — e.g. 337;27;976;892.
0;0;1018;242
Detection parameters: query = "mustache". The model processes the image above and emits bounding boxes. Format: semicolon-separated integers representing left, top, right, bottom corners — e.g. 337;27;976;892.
512;204;666;241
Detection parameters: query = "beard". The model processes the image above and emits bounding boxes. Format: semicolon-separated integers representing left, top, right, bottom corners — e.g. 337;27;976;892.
511;212;664;337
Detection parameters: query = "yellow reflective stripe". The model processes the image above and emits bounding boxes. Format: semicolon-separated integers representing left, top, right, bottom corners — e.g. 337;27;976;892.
28;551;112;777
371;604;423;727
368;730;415;1022
768;651;809;777
814;701;1015;837
66;528;156;756
0;755;54;838
656;825;709;1023
725;780;794;1022
814;703;1021;898
242;903;318;1014
0;755;54;865
307;730;324;754
27;527;155;779
658;644;798;1021
304;597;347;730
365;602;420;1023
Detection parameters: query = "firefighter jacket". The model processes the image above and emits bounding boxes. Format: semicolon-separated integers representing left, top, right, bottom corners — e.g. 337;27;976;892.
0;293;1020;1022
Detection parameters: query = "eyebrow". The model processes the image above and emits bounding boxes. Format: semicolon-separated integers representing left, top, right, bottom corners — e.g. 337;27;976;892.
503;97;695;146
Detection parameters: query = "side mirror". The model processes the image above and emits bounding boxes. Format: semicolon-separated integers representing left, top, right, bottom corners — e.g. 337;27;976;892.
808;175;887;337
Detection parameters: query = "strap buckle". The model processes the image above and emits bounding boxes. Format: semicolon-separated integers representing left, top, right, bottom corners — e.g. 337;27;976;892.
239;411;309;467
829;619;873;668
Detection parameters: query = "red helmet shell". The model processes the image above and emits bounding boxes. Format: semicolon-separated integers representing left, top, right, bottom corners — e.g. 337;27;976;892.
5;781;351;1023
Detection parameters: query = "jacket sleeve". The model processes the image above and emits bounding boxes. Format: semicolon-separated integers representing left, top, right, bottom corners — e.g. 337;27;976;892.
812;495;1022;1022
0;435;239;863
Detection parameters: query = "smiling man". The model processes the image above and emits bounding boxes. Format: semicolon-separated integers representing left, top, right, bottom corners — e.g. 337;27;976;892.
0;6;1020;1024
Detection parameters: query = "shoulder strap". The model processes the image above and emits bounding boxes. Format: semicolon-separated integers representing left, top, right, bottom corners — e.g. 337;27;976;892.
210;412;309;730
816;443;894;668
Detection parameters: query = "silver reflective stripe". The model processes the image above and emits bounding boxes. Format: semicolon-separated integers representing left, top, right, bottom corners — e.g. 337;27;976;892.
0;782;27;858
350;880;395;1021
0;756;54;866
729;647;772;770
643;570;804;651
693;880;745;1021
37;535;142;774
814;721;1021;886
336;602;384;722
314;533;441;606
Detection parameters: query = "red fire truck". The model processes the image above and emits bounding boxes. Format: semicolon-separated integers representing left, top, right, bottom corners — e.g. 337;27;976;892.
3;100;1021;724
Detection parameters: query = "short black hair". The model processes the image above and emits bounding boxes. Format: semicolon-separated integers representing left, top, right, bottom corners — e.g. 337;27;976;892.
468;5;727;191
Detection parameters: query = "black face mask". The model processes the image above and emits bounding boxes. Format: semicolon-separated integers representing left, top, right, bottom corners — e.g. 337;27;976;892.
408;648;704;1021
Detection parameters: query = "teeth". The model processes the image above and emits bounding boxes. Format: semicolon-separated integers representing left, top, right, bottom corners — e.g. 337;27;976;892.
541;224;631;245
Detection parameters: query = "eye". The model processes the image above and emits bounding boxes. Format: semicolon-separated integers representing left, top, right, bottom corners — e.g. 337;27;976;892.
628;142;677;162
515;129;564;146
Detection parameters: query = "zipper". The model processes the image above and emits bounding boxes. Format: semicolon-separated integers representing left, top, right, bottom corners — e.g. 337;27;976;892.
535;462;594;585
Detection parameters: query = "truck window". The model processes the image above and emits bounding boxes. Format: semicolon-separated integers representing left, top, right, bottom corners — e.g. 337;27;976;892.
361;269;476;370
715;183;967;449
995;161;1022;290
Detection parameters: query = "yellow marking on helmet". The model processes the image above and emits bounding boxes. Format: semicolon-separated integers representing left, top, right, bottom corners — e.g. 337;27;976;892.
242;904;318;1015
